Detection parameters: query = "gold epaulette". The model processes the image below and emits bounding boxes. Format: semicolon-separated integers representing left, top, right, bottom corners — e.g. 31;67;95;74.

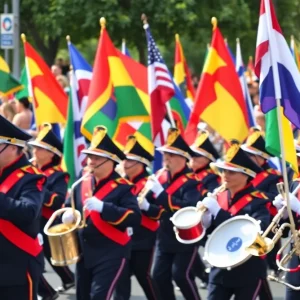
21;165;41;174
115;177;133;185
186;173;198;180
251;190;268;199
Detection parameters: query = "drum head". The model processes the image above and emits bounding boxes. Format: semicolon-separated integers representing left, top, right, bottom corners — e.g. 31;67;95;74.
171;207;200;229
204;215;260;269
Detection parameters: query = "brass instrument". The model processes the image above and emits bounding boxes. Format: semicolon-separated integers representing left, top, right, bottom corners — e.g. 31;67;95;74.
266;182;300;290
44;171;91;266
137;167;166;205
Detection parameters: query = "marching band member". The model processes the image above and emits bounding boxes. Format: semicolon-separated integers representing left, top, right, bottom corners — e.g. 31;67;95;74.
241;127;282;284
189;130;222;288
28;123;75;299
273;169;300;300
114;135;161;300
62;126;141;300
144;128;202;300
190;129;221;195
197;140;271;300
0;115;45;300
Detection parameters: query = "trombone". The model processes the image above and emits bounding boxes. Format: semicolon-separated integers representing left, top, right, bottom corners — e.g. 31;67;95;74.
243;182;300;290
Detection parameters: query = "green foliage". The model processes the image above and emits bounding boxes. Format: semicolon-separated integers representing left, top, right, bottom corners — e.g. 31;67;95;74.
0;0;300;74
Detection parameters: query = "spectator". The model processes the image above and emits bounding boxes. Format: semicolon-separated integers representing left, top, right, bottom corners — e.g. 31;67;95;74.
12;97;33;130
51;64;62;77
56;74;70;94
1;102;16;122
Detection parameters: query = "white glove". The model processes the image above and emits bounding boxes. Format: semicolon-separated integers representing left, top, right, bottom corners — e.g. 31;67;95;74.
84;196;104;213
201;211;212;229
273;194;285;210
145;176;164;196
201;196;221;217
289;193;300;214
62;210;76;224
139;197;150;211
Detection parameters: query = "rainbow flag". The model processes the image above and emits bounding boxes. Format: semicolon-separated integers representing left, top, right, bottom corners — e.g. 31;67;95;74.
290;35;300;72
21;35;68;126
81;20;150;144
174;34;195;110
0;55;23;96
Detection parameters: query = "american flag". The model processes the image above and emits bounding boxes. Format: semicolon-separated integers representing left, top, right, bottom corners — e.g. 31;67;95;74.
144;23;174;143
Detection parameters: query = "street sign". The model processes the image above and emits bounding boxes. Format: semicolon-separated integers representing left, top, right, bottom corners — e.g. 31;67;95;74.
1;13;14;49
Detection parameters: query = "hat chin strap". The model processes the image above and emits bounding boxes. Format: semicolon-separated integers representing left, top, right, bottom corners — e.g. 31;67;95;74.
91;158;109;173
124;161;139;170
0;144;10;155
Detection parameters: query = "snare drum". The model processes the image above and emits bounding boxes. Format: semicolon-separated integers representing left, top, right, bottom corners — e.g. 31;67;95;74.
170;207;205;244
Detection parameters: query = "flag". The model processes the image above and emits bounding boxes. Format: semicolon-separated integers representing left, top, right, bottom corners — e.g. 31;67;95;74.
236;38;256;127
81;20;149;142
121;39;131;57
22;35;68;127
144;22;175;145
62;40;91;185
255;0;298;173
16;67;30;100
185;18;249;144
290;35;300;72
247;56;258;83
174;34;195;110
0;55;23;96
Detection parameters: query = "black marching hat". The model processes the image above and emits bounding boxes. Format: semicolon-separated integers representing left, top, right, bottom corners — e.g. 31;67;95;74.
123;135;154;167
156;127;194;160
241;127;272;159
190;130;220;162
81;126;126;163
28;123;63;157
211;140;262;177
0;114;32;147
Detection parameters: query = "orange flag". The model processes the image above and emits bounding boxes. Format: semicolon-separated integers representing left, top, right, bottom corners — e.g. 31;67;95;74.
185;18;249;144
21;34;68;127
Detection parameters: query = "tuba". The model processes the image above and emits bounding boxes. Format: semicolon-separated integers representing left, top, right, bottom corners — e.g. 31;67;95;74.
43;171;90;266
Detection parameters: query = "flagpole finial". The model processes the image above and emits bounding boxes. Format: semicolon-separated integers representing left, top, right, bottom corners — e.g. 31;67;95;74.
66;35;71;42
175;33;179;41
21;33;26;43
249;55;253;61
236;37;240;44
122;38;126;43
207;43;210;50
141;13;148;25
291;35;294;41
211;17;217;30
100;17;106;29
224;37;228;45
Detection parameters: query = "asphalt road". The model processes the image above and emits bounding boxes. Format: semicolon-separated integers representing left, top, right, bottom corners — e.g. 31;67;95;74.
40;261;287;300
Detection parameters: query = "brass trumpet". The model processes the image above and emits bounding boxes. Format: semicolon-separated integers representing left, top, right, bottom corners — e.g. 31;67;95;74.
137;167;166;205
43;171;91;266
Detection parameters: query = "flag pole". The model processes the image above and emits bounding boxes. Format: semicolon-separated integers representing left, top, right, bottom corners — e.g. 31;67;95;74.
141;13;176;128
263;0;296;234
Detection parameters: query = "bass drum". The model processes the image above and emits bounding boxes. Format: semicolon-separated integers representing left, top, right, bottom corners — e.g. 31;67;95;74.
203;215;261;270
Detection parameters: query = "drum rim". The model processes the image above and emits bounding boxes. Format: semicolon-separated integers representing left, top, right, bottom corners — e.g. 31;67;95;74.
170;206;201;229
203;215;260;269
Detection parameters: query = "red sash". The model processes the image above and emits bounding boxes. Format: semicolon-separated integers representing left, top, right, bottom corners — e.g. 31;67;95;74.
41;167;57;219
251;171;268;187
0;168;42;257
132;178;159;232
196;169;211;181
157;170;188;196
81;177;130;245
217;190;253;216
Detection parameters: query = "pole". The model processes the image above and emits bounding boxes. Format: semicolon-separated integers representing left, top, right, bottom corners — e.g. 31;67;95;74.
3;3;9;65
12;0;19;78
263;0;296;235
